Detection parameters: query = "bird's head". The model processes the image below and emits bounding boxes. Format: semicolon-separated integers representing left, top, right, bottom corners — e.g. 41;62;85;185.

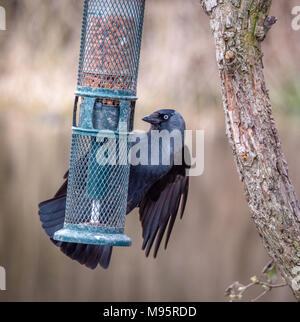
142;109;186;133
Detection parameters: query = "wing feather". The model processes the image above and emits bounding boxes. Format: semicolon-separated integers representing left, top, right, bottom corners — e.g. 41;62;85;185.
38;177;113;270
139;150;190;258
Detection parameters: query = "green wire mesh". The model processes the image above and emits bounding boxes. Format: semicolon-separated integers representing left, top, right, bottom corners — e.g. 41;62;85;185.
78;0;145;94
65;132;130;230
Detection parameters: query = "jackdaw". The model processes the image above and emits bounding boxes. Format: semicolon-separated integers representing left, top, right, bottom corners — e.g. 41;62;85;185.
38;109;190;269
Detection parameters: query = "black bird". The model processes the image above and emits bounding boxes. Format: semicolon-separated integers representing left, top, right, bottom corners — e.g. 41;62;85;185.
38;109;190;270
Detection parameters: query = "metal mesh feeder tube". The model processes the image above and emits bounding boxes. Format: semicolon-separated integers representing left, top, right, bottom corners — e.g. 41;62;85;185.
53;0;145;246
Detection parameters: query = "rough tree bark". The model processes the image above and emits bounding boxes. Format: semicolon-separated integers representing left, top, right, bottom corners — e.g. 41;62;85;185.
200;0;300;300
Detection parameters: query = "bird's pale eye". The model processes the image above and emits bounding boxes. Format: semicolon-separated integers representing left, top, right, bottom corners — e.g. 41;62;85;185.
163;115;169;120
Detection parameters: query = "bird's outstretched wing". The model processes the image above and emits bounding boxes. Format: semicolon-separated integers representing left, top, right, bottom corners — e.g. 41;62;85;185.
38;146;190;268
38;175;113;270
139;148;190;258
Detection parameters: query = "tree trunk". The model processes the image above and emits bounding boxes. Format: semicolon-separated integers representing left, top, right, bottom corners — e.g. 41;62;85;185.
200;0;300;300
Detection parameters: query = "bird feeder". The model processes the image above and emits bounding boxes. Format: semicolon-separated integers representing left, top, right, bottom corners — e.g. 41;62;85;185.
53;0;145;246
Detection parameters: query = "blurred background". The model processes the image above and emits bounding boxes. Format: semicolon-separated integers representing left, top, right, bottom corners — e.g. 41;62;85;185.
0;0;299;302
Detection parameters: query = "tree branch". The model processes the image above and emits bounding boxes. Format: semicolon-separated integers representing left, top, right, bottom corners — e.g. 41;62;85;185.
200;0;300;300
225;260;288;301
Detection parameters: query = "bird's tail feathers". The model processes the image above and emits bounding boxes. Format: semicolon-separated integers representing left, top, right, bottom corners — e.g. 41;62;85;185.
39;194;113;270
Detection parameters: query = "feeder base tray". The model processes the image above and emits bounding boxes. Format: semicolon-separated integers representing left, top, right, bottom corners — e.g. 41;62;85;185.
53;224;131;247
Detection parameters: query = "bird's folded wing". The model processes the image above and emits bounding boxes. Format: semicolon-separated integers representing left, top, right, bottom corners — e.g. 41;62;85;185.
139;165;189;258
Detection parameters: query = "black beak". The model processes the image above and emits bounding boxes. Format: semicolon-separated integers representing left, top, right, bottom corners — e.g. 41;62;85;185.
142;114;161;125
